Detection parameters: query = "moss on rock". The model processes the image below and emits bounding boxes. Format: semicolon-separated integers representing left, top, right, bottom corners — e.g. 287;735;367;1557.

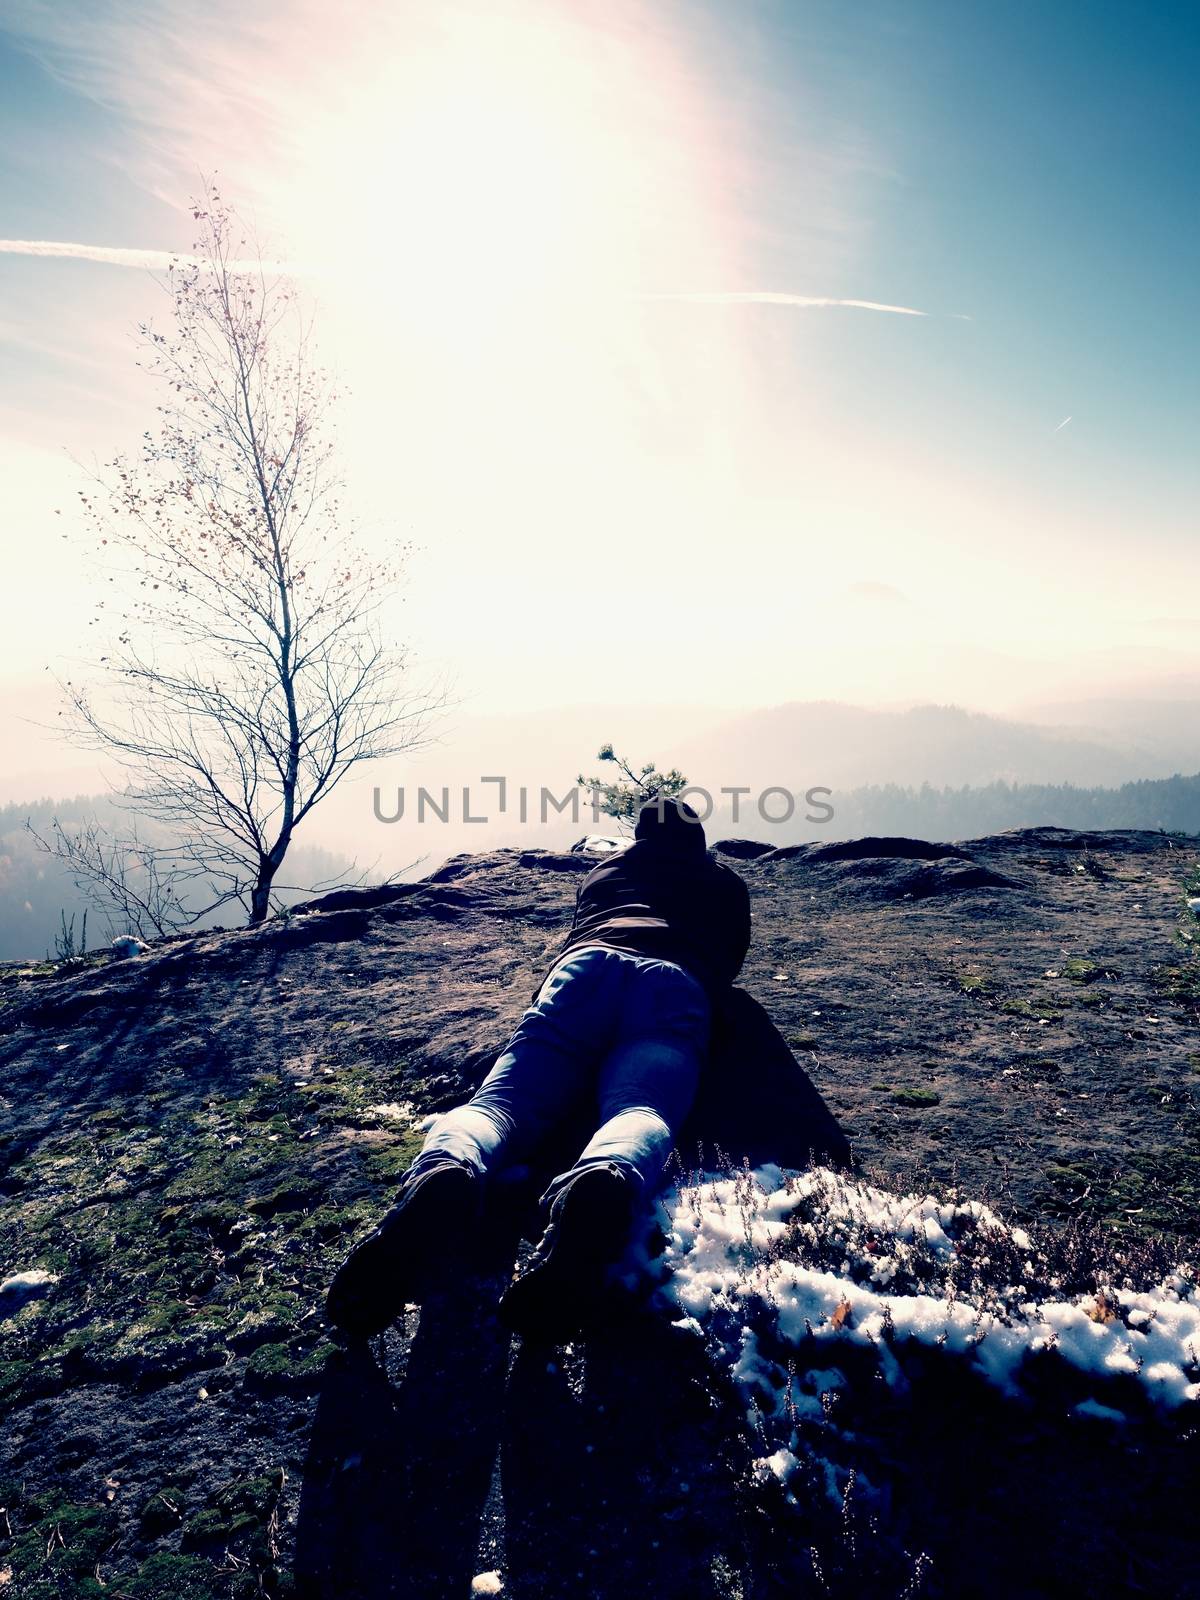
121;1551;225;1599
5;1499;119;1595
243;1339;334;1394
891;1088;941;1108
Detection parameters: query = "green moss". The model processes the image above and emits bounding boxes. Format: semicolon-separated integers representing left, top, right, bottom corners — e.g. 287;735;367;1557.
162;1121;308;1209
122;1552;225;1599
229;1074;289;1120
1000;998;1062;1022
183;1505;263;1545
290;1200;374;1244
955;972;988;993
1044;1162;1089;1190
181;1469;285;1553
788;1034;818;1051
162;1147;244;1204
0;1359;34;1410
87;1106;130;1128
7;1500;119;1591
1039;1150;1200;1235
228;1291;305;1348
242;1342;292;1381
138;1484;189;1537
244;1338;334;1392
1061;958;1097;982
891;1088;941;1108
1154;963;1200;1004
297;1064;398;1129
160;1199;247;1238
364;1128;425;1186
155;1296;199;1330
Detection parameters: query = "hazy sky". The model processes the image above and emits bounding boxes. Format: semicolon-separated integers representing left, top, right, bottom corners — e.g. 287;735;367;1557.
2;0;1198;803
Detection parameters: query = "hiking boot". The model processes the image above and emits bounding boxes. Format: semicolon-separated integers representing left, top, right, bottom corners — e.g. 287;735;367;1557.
498;1164;635;1342
325;1160;478;1337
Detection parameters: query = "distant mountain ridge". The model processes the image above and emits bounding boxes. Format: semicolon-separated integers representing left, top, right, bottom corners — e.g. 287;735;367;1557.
4;698;1198;959
675;700;1185;792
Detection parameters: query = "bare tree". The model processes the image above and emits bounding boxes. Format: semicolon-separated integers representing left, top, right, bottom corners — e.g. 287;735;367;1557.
58;186;436;926
28;814;218;940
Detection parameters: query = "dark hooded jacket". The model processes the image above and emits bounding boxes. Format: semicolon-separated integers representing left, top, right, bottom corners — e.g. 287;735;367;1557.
505;797;850;1201
554;797;752;995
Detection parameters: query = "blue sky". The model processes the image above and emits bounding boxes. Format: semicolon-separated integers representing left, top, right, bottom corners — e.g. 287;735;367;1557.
711;0;1200;497
1;0;1198;804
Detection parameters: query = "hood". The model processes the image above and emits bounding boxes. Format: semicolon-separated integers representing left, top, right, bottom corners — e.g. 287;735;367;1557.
633;795;707;855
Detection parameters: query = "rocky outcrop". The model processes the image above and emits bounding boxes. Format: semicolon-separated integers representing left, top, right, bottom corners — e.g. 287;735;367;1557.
0;827;1197;1597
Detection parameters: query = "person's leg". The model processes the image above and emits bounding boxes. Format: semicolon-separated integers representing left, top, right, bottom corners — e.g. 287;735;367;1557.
326;950;621;1334
499;959;710;1340
542;958;710;1205
407;948;620;1185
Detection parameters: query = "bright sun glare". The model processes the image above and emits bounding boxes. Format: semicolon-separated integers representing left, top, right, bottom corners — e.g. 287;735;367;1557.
284;7;715;330
255;2;760;698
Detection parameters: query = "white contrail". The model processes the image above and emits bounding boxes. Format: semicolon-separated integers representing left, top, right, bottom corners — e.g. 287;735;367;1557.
0;239;185;269
0;239;307;273
0;244;933;318
642;291;927;317
1053;415;1073;432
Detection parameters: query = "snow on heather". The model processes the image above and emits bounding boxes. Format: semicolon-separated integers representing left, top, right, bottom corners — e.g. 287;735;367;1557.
0;1268;59;1297
0;1268;59;1316
646;1165;1200;1418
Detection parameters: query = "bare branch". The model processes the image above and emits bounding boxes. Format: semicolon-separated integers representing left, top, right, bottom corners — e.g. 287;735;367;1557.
57;185;440;927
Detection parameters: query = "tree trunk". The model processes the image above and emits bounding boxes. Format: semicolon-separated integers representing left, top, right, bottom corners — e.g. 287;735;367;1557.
248;863;278;926
248;829;294;926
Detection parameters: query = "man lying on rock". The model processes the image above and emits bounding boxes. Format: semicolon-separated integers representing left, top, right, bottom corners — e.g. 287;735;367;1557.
325;795;751;1343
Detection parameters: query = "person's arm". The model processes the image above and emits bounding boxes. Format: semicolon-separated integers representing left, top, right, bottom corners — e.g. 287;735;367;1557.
728;871;751;979
712;866;751;986
527;867;591;1003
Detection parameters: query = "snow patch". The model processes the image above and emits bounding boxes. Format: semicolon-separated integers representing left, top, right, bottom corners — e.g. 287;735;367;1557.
650;1167;1200;1411
1;1269;58;1294
0;1269;59;1308
367;1101;416;1124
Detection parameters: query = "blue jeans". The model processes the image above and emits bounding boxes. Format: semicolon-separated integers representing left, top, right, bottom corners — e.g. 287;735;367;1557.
409;947;711;1205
